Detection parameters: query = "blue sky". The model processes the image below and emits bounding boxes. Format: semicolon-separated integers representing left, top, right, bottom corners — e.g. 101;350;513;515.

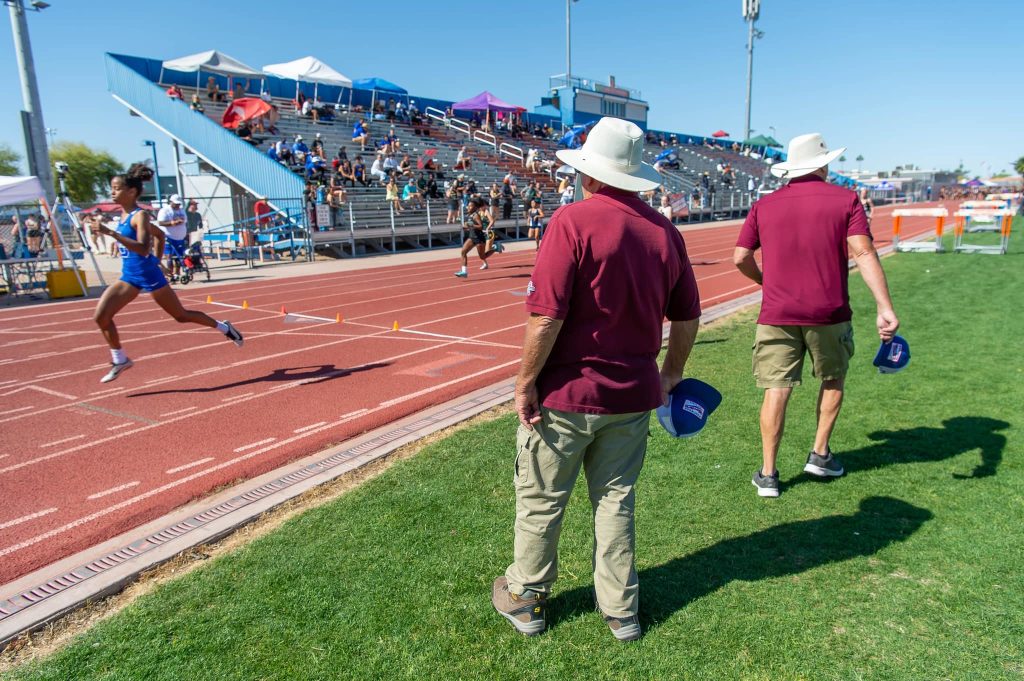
1;0;1021;178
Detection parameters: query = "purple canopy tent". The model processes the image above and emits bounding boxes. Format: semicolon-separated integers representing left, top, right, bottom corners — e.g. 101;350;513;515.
451;91;524;129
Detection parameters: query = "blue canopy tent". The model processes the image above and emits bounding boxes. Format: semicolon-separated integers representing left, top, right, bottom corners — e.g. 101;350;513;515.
655;148;678;162
353;77;408;114
558;122;595;149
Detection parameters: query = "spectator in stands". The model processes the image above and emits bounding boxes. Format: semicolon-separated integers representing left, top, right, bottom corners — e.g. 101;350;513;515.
385;177;404;214
232;80;246;100
383;153;399;179
691;186;702;209
292;135;309;159
747;176;756;199
501;178;515;219
236;121;256;145
521;181;540;218
253;196;274;230
395;99;407;122
398;154;413;177
454;146;471;171
275;138;293;165
402;177;424;208
387;98;397;121
266;141;279;163
206;76;224;101
525;148;538;173
186;200;202;237
189;93;204;113
353;156;370;187
305;153;326;182
329;171;348;207
489;182;501;222
446;178;462;223
560;180;574;206
370;154;387;185
425;173;440;199
658;194;674;222
311;135;325;158
301;97;320;123
408;100;422;125
260;89;272;103
352;119;370;151
503;172;518;195
337;158;356;187
337;146;349;162
166;84;184;101
470;111;481;129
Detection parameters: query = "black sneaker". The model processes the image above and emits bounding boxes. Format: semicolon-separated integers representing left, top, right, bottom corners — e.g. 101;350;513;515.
492;576;546;636
222;321;244;347
804;450;844;477
752;469;780;497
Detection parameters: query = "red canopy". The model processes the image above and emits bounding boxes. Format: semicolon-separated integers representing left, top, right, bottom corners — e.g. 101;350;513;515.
221;97;271;129
712;130;730;138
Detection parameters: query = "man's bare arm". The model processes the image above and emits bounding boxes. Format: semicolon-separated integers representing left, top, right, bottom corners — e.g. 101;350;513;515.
515;313;564;429
848;234;899;341
659;319;700;404
732;246;762;285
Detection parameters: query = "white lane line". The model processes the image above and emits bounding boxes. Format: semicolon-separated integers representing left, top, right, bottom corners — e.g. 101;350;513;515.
293;421;327;433
106;423;136;431
221;392;255;402
160;406;198;417
166;457;214;475
90;387;125;397
39;435;85;448
37;369;72;379
27;352;58;360
0;455;7;460
4;406;35;416
0;379;19;387
143;375;179;385
87;481;140;500
0;507;58;531
233;438;276;453
340;408;369;419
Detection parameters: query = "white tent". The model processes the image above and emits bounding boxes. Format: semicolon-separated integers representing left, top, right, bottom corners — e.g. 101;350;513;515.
0;175;45;206
161;50;262;91
262;56;352;102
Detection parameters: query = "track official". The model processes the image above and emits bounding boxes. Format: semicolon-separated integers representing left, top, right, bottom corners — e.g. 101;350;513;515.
492;117;702;642
733;133;900;499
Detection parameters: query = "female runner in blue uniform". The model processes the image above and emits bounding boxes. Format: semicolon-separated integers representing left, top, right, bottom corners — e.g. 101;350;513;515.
90;164;243;383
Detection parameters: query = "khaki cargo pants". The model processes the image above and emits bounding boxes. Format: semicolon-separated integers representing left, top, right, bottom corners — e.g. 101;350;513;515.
505;407;649;618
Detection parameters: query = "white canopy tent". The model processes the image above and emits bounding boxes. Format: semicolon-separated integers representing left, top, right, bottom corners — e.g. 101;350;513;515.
262;56;352;103
161;50;263;90
0;175;45;206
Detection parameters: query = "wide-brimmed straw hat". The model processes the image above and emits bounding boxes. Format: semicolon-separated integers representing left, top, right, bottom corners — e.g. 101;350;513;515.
555;117;661;192
770;133;846;179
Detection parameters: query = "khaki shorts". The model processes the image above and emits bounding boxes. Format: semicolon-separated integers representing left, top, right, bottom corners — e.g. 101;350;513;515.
752;322;854;388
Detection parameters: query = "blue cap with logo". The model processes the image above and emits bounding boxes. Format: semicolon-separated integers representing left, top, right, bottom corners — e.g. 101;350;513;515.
872;335;910;374
656;378;723;438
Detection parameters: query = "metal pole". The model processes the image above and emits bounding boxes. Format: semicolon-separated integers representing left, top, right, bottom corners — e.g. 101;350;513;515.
744;17;755;141
389;202;396;253
566;0;571;86
8;0;54;203
426;199;432;249
149;145;162;206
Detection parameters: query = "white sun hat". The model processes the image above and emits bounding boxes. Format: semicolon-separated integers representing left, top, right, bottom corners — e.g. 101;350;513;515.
555;117;662;192
770;133;846;179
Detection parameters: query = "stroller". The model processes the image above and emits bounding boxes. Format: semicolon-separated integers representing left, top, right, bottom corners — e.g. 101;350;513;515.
178;241;211;285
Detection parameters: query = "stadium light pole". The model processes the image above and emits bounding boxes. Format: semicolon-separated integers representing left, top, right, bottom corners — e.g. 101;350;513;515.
566;0;579;86
742;0;764;142
6;0;54;203
142;140;162;206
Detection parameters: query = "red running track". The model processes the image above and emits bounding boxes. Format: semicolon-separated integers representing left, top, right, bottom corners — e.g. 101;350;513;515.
0;204;948;584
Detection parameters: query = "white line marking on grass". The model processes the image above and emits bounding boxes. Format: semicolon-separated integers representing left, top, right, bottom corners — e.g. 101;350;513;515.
39;435;85;448
293;422;327;433
160;406;198;417
166;457;214;474
4;406;34;415
222;392;254;401
87;481;140;500
234;438;276;453
0;508;57;530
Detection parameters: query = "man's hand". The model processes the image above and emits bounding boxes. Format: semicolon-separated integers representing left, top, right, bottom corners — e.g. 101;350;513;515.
515;380;542;430
877;308;899;342
660;371;682;407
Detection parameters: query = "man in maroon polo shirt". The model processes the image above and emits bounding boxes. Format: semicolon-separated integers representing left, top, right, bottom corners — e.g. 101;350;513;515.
490;117;701;642
733;133;900;499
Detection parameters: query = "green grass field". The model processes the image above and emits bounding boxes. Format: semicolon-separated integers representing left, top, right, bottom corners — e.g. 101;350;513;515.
7;224;1024;680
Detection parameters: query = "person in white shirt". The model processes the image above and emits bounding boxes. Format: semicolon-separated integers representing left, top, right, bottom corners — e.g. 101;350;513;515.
157;194;188;280
370;154;388;184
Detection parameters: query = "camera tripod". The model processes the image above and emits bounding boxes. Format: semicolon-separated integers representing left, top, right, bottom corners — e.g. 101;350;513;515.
52;166;107;288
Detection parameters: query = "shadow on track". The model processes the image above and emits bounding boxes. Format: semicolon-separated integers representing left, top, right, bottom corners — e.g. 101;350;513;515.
127;362;390;397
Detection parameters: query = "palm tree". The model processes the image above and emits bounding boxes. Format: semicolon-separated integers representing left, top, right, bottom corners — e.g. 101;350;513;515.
855;155;864;172
839;155;847;171
1014;156;1024;179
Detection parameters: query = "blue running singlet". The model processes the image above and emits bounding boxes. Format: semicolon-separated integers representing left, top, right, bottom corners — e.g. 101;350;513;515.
117;209;168;292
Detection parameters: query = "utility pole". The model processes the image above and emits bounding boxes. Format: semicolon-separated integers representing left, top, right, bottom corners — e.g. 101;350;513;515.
566;0;572;86
7;0;54;202
742;0;763;142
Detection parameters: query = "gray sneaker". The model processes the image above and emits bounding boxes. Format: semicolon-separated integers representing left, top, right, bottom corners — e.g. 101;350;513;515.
602;613;642;642
752;469;780;497
492;576;546;636
804;450;844;477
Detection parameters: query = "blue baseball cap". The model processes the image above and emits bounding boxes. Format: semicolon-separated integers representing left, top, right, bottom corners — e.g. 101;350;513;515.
656;378;723;438
873;335;911;374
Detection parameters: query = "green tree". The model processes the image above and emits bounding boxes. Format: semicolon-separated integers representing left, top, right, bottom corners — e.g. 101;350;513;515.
48;141;123;203
839;155;847;170
1014;156;1024;178
855;154;864;171
0;143;21;176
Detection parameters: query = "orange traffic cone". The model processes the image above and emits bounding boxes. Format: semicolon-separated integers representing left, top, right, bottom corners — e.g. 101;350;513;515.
392;321;400;331
206;295;213;304
336;313;343;323
242;300;249;310
280;305;287;314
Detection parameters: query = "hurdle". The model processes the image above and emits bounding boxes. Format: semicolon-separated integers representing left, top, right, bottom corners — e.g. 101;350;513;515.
958;201;1006;233
891;208;948;253
953;208;1013;255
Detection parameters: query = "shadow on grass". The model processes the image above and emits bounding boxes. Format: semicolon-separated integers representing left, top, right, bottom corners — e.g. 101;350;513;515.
127;362;389;397
548;496;932;630
783;416;1009;491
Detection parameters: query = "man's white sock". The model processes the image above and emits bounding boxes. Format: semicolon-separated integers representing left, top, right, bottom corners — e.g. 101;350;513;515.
111;348;127;364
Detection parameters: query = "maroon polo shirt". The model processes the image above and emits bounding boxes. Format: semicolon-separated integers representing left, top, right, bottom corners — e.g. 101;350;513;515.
525;187;702;415
736;175;871;326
